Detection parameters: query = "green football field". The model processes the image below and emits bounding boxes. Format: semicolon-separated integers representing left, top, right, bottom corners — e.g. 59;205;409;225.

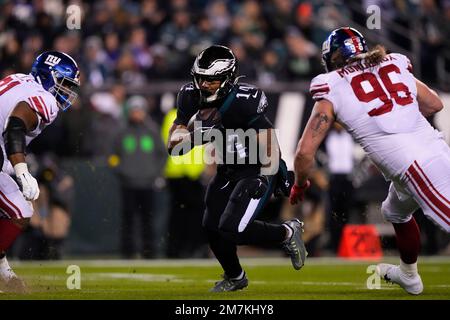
1;257;449;300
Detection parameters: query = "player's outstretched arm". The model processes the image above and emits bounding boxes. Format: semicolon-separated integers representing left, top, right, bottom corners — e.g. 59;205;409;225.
416;78;444;117
293;99;335;190
3;101;40;201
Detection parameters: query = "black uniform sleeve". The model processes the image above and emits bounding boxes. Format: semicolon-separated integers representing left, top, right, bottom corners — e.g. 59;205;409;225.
245;89;272;129
173;83;199;126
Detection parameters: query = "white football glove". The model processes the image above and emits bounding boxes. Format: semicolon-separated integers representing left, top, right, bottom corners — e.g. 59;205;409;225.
14;163;40;201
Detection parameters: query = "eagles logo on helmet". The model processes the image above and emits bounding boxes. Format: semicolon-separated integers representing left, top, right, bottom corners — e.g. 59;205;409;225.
191;45;238;104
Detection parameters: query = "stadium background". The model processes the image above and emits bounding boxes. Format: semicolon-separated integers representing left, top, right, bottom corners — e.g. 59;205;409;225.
0;0;449;260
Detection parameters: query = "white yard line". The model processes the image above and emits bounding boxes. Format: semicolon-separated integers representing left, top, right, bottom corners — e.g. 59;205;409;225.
9;256;450;268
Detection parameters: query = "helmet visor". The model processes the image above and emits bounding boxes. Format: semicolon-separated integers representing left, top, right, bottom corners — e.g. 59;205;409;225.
51;71;80;110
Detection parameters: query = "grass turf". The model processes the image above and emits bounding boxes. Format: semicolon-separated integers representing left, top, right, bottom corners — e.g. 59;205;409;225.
0;257;449;300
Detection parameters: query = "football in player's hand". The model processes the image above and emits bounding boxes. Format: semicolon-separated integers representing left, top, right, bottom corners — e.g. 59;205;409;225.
187;107;222;132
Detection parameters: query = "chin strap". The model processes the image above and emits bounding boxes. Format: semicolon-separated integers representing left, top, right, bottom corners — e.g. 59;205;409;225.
205;77;230;103
205;90;220;103
202;74;245;103
233;75;245;84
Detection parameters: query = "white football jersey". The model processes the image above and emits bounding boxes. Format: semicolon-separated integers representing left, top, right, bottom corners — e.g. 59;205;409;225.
310;53;444;181
0;73;59;174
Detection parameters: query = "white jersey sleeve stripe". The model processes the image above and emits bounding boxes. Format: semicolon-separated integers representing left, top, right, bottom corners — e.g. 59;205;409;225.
30;96;49;123
311;87;330;94
28;97;44;120
27;97;40;113
311;83;329;89
37;95;50;121
310;86;330;100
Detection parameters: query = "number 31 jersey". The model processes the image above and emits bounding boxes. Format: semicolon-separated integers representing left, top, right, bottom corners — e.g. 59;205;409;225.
310;53;444;180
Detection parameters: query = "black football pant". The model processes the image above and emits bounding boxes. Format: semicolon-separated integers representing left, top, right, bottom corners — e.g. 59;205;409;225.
202;173;286;278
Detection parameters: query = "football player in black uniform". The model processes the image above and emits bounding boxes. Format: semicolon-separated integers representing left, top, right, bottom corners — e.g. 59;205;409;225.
167;45;307;292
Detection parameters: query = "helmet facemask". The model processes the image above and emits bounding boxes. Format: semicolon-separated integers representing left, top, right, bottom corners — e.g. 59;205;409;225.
30;51;80;111
49;68;80;111
192;72;236;104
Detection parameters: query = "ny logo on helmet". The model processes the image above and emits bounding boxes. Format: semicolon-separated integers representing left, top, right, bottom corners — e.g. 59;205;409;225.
344;38;364;54
322;39;331;55
44;55;62;67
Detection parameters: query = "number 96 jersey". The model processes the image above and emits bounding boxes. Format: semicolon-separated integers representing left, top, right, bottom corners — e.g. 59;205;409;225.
310;53;445;181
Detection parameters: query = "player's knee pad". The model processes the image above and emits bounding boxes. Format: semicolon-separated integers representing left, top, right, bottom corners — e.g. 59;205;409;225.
381;198;402;223
381;197;413;224
218;190;250;234
218;213;239;234
380;199;391;221
219;177;269;234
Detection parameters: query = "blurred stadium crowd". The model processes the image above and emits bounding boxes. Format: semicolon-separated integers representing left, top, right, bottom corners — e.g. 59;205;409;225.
2;0;450;86
0;0;449;260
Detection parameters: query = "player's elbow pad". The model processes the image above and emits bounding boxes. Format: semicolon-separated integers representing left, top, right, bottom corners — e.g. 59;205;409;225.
3;116;27;156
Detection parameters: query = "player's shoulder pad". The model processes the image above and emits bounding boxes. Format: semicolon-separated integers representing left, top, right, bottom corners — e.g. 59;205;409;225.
26;88;59;124
389;53;413;73
310;73;333;101
235;82;268;114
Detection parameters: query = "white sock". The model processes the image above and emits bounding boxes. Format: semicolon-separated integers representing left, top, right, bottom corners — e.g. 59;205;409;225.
283;224;293;241
230;270;245;281
0;256;14;280
0;256;9;269
400;260;418;277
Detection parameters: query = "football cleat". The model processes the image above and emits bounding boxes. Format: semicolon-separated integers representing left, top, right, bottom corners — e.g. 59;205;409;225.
0;257;28;294
282;219;308;270
376;263;423;295
210;272;248;292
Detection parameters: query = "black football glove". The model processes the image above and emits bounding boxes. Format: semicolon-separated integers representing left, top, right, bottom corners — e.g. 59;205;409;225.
274;159;295;198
